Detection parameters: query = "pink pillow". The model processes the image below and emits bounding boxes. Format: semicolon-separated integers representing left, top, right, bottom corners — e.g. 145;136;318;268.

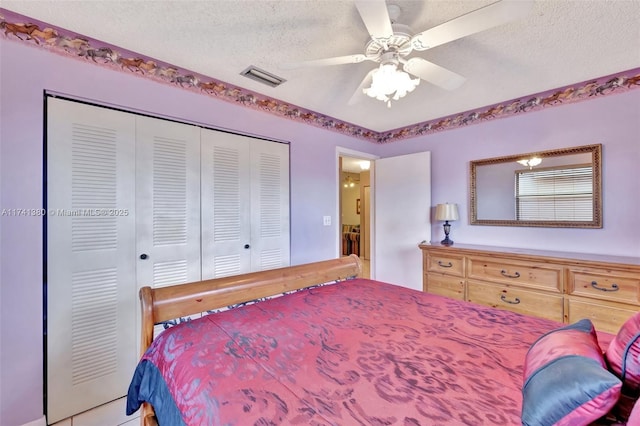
606;312;640;390
522;319;622;426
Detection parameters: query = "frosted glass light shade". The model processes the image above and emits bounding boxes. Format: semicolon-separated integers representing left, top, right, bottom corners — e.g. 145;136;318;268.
363;63;420;107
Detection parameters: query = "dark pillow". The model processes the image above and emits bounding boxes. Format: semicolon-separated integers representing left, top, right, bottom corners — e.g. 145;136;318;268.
628;398;640;424
607;391;638;424
606;311;640;391
522;319;622;426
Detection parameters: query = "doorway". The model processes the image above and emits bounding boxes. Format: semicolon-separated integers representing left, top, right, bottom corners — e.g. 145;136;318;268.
337;148;431;289
339;154;373;278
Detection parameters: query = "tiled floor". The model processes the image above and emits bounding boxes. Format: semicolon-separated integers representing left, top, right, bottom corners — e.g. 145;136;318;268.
49;397;138;426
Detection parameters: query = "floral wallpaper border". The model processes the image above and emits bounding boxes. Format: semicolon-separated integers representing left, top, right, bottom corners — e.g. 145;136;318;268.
2;8;639;144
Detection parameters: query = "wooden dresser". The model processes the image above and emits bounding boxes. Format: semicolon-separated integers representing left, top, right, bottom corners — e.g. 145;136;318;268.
419;243;640;334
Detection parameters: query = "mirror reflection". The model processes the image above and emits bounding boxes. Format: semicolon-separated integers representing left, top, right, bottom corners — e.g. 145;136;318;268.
470;144;602;228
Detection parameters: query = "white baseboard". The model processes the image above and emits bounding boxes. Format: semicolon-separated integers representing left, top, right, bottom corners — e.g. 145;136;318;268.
20;416;47;426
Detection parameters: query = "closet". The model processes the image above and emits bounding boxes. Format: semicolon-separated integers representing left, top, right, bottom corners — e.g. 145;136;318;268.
46;97;290;423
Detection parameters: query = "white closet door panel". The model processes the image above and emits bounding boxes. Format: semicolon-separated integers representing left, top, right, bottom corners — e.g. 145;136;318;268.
201;129;252;279
250;140;290;271
135;116;202;291
374;151;431;291
47;97;137;423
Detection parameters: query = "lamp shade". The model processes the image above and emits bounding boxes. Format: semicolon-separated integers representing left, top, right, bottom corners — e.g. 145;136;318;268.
435;203;459;221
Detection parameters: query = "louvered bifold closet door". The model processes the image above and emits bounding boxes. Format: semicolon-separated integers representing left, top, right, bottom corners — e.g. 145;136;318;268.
201;130;290;279
200;129;252;279
135;116;202;336
46;97;137;423
249;139;290;271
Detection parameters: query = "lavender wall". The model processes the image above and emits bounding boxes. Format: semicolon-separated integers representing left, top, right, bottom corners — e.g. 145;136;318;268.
2;32;639;426
377;90;640;257
0;39;380;425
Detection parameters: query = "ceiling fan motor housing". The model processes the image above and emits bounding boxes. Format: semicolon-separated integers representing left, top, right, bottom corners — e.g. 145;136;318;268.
364;23;413;61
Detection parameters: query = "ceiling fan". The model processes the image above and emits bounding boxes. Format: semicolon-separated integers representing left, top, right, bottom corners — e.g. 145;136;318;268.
282;0;533;107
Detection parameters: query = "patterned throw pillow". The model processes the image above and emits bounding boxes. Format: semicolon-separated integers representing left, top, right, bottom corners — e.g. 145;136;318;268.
522;319;622;426
606;311;640;391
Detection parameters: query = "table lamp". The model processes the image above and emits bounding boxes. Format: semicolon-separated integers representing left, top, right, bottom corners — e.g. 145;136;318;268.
435;203;459;246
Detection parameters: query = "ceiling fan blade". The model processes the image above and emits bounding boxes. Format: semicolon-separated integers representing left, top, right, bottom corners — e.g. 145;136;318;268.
348;69;376;106
411;0;534;51
280;54;369;69
403;58;466;90
355;0;394;40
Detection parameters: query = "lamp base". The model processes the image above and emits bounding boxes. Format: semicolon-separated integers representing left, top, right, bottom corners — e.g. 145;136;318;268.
440;221;454;246
440;237;454;246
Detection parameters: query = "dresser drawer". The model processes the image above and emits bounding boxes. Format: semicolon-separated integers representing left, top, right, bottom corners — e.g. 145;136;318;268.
568;269;640;306
425;273;465;300
565;296;638;334
427;253;465;277
467;256;563;292
467;280;564;322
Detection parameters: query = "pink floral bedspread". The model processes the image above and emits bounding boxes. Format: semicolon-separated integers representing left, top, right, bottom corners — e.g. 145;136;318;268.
127;278;575;425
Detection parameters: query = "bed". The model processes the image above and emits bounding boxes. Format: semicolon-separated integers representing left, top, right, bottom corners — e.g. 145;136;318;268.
126;255;621;426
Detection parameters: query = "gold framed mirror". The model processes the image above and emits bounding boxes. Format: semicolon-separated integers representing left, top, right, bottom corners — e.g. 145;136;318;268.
470;144;602;228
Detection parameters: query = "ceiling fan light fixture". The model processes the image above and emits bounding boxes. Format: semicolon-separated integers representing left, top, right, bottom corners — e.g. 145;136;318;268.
363;62;420;107
343;175;358;188
287;0;532;107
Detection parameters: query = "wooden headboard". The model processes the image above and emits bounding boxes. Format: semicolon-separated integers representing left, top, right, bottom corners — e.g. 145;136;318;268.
137;254;362;426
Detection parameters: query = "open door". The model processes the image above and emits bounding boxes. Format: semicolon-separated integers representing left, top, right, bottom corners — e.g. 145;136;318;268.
374;151;431;290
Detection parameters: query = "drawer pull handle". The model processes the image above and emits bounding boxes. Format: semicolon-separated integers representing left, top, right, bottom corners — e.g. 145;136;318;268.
500;270;521;279
437;261;453;268
500;294;521;305
591;281;619;292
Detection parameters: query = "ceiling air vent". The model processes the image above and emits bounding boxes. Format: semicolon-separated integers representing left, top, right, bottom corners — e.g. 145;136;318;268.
240;66;286;88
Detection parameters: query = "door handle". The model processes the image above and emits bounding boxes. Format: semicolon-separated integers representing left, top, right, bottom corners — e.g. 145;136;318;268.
244;244;250;249
139;254;148;260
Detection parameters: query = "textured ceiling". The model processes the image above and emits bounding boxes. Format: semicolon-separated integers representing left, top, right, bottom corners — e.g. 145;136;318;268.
2;0;639;132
